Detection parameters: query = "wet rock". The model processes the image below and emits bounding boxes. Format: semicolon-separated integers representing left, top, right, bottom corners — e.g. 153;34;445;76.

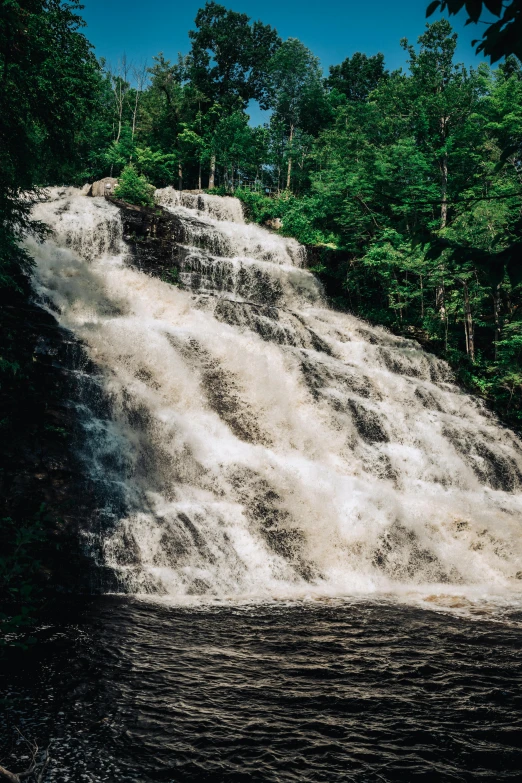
109;197;186;276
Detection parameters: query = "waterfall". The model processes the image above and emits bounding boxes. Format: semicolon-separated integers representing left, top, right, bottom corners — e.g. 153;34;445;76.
27;187;522;604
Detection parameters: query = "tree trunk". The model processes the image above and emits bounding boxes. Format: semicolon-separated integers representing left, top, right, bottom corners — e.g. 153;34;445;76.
436;281;446;322
286;125;294;191
436;116;449;318
463;281;475;362
209;154;216;189
198;162;202;191
178;162;183;192
440;152;448;229
132;92;139;140
493;284;501;360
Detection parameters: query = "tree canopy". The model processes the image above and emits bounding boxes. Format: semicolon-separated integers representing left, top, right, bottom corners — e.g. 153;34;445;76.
326;52;389;101
188;1;281;109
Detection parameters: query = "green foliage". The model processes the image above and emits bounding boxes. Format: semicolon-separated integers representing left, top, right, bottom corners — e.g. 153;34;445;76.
188;1;281;110
0;0;100;289
428;0;522;62
268;38;325;133
0;0;100;191
234;188;339;246
135;147;179;186
114;164;156;207
233;189;281;223
325;52;389;101
104;125;137;174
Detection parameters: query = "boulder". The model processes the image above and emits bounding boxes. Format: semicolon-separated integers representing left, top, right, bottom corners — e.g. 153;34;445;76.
91;177;118;197
265;217;282;231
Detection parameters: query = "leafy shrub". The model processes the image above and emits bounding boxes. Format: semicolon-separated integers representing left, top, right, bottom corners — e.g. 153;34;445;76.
280;195;339;247
114;164;155;208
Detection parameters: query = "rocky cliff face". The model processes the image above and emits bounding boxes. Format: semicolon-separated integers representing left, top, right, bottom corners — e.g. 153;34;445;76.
0;290;112;594
0;197;188;602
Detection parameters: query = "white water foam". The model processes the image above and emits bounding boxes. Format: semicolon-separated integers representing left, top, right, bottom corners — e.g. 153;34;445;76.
156;186;306;267
28;188;522;610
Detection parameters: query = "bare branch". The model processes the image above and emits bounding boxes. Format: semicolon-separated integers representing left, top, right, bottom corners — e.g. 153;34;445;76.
14;729;38;779
35;748;50;783
131;61;149;139
0;764;21;783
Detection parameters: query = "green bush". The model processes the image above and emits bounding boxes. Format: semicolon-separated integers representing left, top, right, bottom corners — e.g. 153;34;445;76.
114;164;155;208
233;189;280;224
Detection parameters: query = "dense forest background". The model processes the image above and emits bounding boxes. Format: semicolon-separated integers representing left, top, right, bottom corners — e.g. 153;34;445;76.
9;0;522;430
2;0;522;637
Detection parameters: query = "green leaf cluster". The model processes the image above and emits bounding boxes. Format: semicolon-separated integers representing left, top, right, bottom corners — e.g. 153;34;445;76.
114;164;156;207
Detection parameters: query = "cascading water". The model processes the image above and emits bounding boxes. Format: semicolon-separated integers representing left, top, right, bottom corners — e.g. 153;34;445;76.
27;186;522;606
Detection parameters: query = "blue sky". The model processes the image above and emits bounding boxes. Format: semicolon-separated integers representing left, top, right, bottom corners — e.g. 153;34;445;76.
80;0;492;123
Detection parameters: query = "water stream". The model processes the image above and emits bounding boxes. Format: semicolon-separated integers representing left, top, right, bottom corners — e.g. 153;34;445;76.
27;187;522;608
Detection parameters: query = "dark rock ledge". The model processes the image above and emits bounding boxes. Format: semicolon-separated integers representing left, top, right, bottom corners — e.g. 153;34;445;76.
108;196;191;276
0;296;114;595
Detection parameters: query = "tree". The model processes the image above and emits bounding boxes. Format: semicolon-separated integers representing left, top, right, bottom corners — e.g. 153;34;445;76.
326;52;389;101
0;0;100;284
131;62;150;139
144;53;194;189
211;111;265;189
104;125;136;175
188;1;281;110
401;20;477;230
268;38;325;190
107;54;131;144
134;147;178;186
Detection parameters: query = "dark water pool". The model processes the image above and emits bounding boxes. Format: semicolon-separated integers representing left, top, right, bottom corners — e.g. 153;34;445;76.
1;597;522;782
